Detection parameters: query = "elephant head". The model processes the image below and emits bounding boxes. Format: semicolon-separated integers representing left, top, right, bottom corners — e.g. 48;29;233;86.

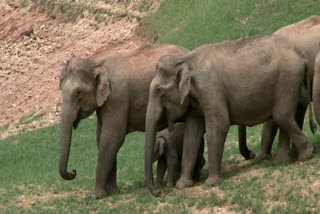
59;57;111;180
145;54;192;196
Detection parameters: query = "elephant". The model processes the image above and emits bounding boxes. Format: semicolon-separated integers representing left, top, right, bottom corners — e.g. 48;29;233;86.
144;34;314;196
239;15;320;164
58;43;189;198
152;122;206;187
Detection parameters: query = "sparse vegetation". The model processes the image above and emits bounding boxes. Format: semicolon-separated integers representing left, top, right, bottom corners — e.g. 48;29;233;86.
25;0;132;22
2;0;320;213
137;0;154;12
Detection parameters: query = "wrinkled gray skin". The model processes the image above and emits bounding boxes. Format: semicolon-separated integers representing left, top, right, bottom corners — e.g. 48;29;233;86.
239;15;320;164
313;51;320;127
152;123;206;187
145;34;314;196
58;44;189;198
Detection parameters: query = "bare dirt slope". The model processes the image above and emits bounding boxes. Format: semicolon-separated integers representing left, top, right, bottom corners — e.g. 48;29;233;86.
0;0;160;138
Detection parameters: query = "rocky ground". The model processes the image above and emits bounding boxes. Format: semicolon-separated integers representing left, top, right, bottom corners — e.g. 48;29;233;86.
0;0;160;138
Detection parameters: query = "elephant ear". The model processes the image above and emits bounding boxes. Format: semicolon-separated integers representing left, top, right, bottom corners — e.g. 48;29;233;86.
94;65;111;107
158;138;167;156
176;62;191;104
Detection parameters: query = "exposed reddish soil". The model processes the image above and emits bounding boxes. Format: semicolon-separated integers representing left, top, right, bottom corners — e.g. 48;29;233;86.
0;0;160;138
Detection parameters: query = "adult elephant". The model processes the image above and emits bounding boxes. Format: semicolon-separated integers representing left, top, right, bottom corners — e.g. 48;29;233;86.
58;44;189;198
145;34;314;196
239;15;320;164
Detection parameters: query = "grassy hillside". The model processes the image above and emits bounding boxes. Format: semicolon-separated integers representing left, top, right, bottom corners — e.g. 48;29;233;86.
141;0;319;49
1;0;320;213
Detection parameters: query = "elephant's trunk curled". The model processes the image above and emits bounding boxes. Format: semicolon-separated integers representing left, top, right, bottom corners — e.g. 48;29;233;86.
59;109;77;180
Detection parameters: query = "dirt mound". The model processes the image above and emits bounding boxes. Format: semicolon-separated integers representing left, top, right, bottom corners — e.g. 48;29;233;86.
0;0;161;138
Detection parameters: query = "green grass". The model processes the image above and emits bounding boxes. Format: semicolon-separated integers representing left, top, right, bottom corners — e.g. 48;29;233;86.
140;0;319;50
1;115;320;213
3;0;320;213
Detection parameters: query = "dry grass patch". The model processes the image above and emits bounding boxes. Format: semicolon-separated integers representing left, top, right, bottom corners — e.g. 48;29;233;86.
15;189;88;210
190;205;244;214
0;188;7;194
183;185;214;199
153;201;172;213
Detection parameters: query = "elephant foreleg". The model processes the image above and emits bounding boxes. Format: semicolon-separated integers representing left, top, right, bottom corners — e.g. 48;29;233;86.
205;114;230;186
193;138;205;181
176;112;205;189
96;109;102;149
105;160;119;194
91;108;127;198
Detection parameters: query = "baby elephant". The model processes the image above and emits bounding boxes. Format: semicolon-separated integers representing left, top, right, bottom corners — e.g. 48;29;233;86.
152;123;205;187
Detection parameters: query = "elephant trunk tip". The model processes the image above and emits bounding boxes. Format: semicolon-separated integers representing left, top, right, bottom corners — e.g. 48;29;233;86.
145;180;161;196
60;168;77;180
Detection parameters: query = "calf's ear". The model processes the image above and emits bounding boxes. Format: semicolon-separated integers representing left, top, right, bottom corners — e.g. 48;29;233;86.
159;138;167;156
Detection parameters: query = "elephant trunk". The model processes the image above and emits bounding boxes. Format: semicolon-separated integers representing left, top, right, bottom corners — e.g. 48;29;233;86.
59;105;77;180
145;100;163;196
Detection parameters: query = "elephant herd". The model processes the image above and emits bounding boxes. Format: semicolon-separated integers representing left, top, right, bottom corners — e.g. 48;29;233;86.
58;16;320;198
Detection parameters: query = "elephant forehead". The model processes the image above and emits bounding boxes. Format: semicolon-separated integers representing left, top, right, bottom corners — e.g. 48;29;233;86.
158;56;178;72
63;77;95;93
61;78;78;94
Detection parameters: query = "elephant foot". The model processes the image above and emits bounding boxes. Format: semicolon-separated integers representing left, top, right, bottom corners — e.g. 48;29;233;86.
297;143;313;161
205;175;221;186
90;184;119;199
90;187;109;199
272;152;290;165
256;152;272;160
105;184;119;195
176;177;194;189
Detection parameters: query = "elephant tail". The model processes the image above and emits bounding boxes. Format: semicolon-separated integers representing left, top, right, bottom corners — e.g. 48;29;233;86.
301;50;317;134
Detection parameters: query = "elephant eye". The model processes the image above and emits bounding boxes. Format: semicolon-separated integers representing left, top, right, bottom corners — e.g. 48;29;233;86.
74;89;82;99
155;85;161;94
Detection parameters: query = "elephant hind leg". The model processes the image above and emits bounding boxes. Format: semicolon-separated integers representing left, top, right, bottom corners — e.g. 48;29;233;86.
273;115;313;161
257;120;277;160
272;130;291;164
